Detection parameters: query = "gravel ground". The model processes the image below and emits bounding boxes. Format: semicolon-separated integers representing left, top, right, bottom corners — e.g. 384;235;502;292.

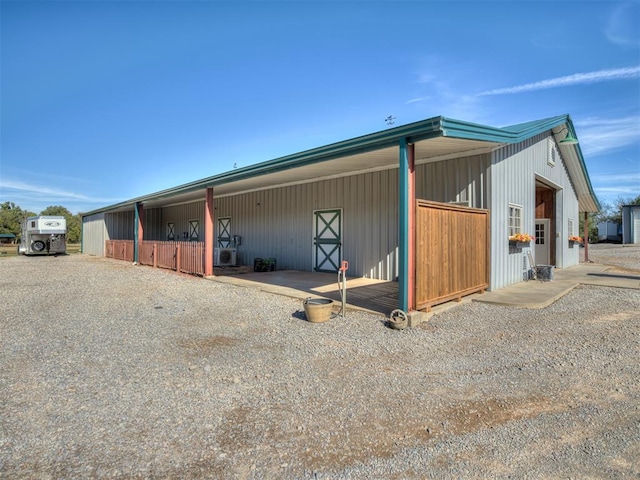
582;243;640;272
1;252;639;479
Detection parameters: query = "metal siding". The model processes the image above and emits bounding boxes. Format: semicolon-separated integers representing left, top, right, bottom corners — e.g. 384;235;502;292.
143;208;163;240
490;133;581;289
214;169;399;280
162;201;205;241
416;154;490;208
105;211;135;240
81;213;107;256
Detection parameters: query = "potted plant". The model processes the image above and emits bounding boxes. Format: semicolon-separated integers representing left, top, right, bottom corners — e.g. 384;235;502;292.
568;235;582;248
509;233;534;248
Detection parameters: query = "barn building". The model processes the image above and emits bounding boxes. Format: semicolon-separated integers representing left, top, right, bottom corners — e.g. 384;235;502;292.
81;114;599;313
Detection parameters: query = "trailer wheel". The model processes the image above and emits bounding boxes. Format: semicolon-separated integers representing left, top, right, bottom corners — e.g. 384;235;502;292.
32;240;46;252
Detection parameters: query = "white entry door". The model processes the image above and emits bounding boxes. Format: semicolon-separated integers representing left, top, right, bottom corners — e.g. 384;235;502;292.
535;218;550;265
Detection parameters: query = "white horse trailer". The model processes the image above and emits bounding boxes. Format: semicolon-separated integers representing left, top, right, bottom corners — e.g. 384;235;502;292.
19;216;67;255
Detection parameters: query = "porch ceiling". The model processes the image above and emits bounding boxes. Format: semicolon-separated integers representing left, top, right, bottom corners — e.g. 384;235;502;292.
87;114;598;216
138;136;498;210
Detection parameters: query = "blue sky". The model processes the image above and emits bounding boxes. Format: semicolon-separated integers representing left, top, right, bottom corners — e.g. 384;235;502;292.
1;0;639;215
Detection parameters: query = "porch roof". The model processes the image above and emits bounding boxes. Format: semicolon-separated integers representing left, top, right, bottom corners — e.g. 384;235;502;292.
83;114;599;216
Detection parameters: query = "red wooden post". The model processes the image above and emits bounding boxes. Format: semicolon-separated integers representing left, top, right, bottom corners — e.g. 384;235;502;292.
205;187;214;276
176;243;181;272
583;211;589;263
153;243;157;268
137;202;144;240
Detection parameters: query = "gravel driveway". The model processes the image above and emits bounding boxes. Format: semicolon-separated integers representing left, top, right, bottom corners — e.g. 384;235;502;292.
1;252;639;479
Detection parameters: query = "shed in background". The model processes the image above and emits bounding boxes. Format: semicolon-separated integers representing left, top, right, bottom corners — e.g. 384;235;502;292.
597;220;621;243
621;204;640;244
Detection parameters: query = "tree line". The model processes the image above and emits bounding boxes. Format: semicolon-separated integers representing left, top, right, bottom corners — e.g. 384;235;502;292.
0;202;82;243
580;194;640;242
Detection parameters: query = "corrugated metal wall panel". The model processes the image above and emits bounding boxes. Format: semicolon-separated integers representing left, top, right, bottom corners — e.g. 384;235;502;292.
490;133;580;290
105;211;135;240
143;208;163;240
81;212;107;256
213;169;399;280
416;154;490;208
162;201;206;241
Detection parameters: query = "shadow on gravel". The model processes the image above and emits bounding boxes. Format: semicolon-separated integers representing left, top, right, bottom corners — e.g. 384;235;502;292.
291;310;308;322
588;272;640;280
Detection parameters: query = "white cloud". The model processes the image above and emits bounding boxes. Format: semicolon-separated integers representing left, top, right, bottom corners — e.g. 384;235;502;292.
406;96;430;104
604;2;640;48
0;178;121;204
591;172;640;183
0;179;91;200
477;66;640;96
574;115;640;156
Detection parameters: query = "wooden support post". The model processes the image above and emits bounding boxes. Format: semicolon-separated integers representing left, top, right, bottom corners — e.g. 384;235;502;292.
176;243;181;273
205;187;214;276
153;243;157;268
398;138;409;312
583;211;589;263
134;202;143;263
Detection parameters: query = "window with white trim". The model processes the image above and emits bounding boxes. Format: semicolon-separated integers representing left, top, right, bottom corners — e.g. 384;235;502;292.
568;218;574;237
167;222;175;241
508;204;523;236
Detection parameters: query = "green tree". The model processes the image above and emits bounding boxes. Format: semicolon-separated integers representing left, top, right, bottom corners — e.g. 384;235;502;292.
0;202;36;238
604;195;640;224
40;205;82;243
579;194;640;243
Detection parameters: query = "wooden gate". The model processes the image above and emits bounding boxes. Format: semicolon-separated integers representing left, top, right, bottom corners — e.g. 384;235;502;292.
415;200;489;311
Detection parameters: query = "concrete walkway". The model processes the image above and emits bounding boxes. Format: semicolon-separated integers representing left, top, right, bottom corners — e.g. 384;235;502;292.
208;263;640;317
472;263;640;309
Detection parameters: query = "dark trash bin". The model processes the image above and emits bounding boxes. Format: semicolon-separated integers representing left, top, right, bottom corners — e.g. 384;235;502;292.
253;257;263;272
537;265;554;282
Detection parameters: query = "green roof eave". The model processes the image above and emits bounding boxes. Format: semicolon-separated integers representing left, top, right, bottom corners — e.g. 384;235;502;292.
82;113;600;216
83;116;446;216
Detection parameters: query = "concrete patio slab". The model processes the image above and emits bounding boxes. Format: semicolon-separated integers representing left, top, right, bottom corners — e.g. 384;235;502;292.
207;262;640;318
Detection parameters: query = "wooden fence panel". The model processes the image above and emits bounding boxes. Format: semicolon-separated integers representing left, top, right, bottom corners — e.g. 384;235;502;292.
105;240;205;276
156;242;177;270
178;241;205;275
416;200;489;311
106;240;134;262
105;240;114;258
139;242;155;266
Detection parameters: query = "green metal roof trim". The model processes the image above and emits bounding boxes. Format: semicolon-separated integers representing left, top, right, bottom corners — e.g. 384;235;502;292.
83;114;599;216
0;233;16;238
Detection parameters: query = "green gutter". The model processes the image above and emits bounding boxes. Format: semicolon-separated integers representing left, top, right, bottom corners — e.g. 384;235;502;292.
82;113;599;216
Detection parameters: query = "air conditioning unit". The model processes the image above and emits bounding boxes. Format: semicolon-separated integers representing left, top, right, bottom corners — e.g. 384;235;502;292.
214;248;237;266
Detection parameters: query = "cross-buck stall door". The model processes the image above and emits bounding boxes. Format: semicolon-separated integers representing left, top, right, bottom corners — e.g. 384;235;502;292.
314;209;342;273
217;217;231;247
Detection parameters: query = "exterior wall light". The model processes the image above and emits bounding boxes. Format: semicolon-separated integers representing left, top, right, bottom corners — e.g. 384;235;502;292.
557;126;579;145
